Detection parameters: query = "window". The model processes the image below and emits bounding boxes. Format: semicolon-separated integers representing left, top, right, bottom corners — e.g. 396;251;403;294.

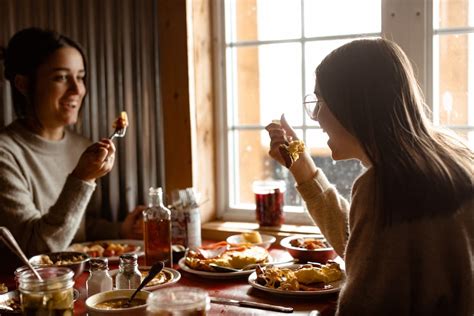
214;0;474;224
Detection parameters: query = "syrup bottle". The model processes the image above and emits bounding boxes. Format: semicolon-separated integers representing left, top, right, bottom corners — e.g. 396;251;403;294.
143;187;172;267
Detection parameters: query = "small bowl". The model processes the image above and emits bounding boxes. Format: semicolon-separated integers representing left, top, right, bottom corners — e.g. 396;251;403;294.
280;235;337;263
86;289;150;316
226;233;276;249
29;251;90;279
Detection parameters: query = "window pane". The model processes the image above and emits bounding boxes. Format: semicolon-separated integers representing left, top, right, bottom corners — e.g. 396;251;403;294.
226;0;301;42
229;129;303;207
306;130;363;200
434;0;474;29
227;43;303;126
433;33;473;131
303;0;381;38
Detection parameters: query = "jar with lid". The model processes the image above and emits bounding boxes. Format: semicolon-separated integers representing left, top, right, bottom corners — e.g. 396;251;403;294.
86;258;113;297
146;286;210;315
143;187;172;267
115;253;142;289
18;267;74;315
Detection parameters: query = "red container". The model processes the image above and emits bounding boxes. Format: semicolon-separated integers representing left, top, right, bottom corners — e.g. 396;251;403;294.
253;180;286;227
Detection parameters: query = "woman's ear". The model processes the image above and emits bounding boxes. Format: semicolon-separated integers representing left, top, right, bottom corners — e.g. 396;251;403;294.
14;75;29;95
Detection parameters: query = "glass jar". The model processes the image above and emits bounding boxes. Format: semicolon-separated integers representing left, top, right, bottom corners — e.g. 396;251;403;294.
18;267;74;315
146;287;210;315
86;258;113;297
253;180;286;226
115;253;142;289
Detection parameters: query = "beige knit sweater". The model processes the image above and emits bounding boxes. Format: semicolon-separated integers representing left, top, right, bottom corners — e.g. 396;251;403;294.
0;120;121;257
297;167;473;316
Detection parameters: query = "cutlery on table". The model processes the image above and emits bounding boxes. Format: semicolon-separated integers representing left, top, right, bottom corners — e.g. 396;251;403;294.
209;258;298;273
0;226;43;281
210;297;293;313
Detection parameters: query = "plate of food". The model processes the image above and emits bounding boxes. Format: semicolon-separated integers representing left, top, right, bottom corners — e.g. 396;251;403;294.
178;241;271;279
109;266;181;291
67;239;144;261
248;262;344;296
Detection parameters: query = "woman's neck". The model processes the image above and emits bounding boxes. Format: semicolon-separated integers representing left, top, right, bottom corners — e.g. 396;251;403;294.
21;118;65;141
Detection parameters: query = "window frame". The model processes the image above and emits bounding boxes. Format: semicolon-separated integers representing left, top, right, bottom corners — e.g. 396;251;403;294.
213;0;473;224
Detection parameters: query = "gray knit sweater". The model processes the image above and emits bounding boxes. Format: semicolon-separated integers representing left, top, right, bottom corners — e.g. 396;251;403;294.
0;120;120;257
297;167;473;316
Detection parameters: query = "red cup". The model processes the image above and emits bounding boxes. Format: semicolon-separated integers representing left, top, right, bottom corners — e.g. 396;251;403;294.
253;180;286;227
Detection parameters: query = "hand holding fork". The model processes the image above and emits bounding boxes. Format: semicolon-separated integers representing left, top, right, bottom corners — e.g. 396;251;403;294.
110;111;129;140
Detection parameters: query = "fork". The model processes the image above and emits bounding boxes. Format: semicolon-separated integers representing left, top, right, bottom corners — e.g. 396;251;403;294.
109;125;127;140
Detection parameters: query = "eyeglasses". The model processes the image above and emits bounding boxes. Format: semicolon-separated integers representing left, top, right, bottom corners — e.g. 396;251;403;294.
303;93;321;120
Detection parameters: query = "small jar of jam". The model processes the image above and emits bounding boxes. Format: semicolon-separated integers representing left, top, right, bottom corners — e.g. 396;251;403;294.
253;180;286;227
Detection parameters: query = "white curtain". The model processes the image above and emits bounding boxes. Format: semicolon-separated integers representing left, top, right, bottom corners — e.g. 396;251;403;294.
0;0;165;222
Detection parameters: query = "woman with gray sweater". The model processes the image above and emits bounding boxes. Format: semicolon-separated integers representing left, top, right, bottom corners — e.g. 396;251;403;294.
266;39;473;315
0;28;143;261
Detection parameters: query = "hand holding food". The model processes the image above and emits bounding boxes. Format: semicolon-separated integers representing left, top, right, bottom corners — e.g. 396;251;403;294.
265;115;305;168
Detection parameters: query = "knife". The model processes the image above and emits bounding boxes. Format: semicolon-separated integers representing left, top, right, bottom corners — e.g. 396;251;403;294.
210;297;293;313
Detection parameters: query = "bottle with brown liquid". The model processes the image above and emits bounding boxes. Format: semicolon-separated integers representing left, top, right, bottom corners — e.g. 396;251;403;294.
143;187;172;267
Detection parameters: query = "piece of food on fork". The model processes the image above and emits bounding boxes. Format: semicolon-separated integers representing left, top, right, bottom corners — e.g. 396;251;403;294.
113;111;129;129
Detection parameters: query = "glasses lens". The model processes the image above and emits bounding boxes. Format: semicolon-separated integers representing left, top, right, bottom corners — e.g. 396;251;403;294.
303;94;318;118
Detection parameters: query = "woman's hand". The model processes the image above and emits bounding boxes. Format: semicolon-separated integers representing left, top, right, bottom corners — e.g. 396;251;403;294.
265;114;300;167
71;138;116;183
265;114;317;184
120;205;146;239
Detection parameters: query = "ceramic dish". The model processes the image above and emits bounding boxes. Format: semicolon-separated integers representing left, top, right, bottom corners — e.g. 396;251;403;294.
248;264;344;296
226;233;276;250
178;257;272;279
109;267;180;291
67;239;144;262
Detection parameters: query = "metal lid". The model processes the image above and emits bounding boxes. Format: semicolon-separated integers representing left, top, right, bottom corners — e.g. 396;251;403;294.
89;258;108;271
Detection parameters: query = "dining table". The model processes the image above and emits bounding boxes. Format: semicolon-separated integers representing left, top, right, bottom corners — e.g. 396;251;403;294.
0;242;341;316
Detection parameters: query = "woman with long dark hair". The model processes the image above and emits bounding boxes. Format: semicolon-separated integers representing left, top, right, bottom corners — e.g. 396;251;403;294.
266;38;473;315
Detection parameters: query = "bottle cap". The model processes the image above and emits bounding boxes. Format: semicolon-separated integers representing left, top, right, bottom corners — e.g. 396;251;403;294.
89;258;108;271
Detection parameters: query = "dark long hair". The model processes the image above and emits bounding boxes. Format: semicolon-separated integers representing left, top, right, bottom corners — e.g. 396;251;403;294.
316;38;473;224
3;27;87;119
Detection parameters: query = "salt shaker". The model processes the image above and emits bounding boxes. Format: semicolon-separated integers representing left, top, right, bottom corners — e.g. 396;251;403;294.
115;253;142;289
86;258;113;297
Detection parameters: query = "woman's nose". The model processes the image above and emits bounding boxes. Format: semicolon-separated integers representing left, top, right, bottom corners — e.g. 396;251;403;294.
68;78;84;94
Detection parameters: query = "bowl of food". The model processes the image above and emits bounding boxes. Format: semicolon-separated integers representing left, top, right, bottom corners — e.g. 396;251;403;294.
29;251;90;279
280;235;337;263
226;232;276;250
86;289;150;316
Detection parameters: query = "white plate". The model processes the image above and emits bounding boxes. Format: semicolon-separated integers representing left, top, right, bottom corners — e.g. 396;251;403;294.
178;257;268;279
248;264;344;296
109;267;181;291
67;239;144;262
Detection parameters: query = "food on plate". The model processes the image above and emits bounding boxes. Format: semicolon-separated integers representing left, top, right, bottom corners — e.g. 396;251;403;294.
36;253;86;265
289;237;330;250
140;269;173;287
279;139;305;168
112;111;129;129
0;283;7;294
241;232;263;243
68;241;139;258
255;262;343;291
184;241;270;272
1;296;21;312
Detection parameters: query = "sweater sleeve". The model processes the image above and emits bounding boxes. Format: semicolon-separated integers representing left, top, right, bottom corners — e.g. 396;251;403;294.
296;169;350;257
0;150;96;256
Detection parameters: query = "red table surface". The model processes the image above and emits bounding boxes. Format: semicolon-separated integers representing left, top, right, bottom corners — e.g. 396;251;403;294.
2;247;339;316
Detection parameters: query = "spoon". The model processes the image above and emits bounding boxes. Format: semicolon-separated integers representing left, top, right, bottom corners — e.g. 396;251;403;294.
210;259;298;273
0;226;43;281
124;261;164;307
